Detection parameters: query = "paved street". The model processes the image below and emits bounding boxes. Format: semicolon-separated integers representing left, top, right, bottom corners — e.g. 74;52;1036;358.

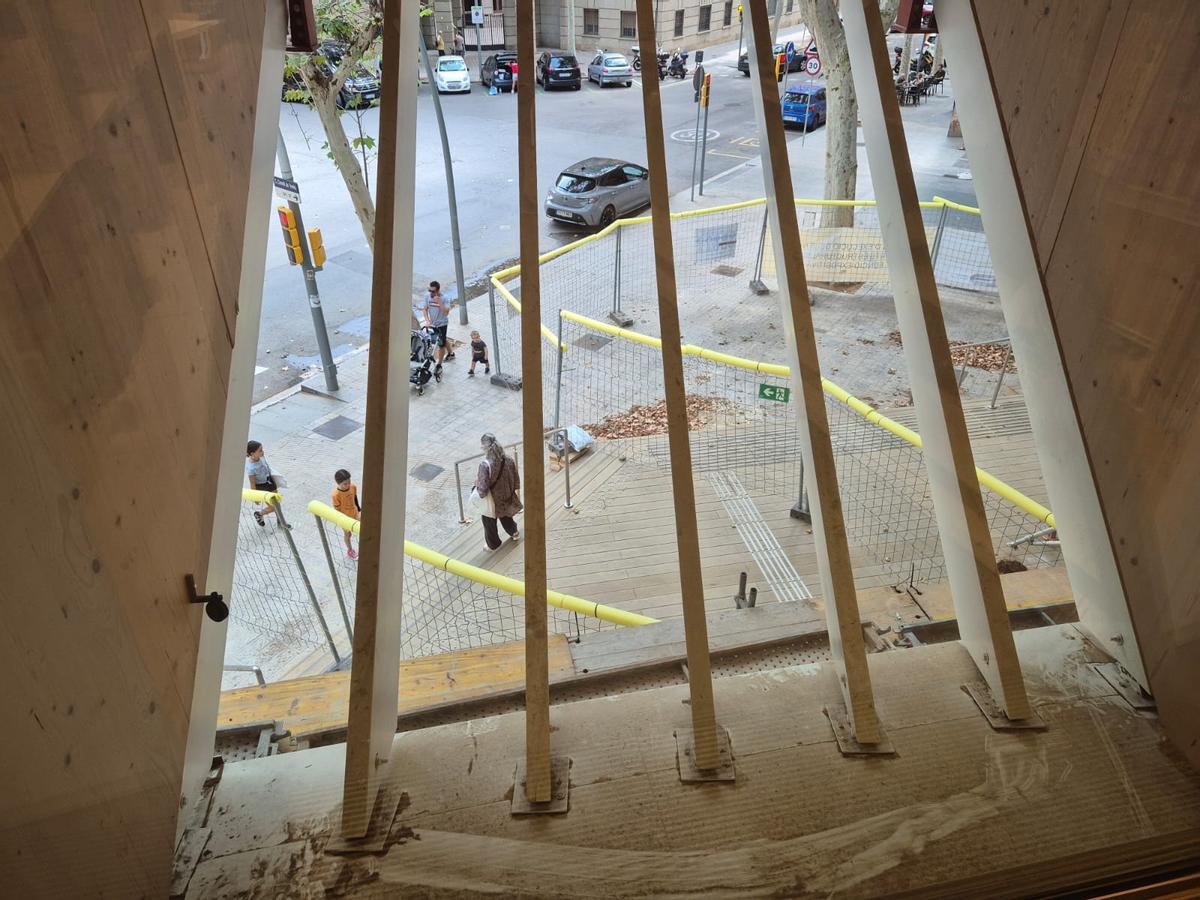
258;26;973;401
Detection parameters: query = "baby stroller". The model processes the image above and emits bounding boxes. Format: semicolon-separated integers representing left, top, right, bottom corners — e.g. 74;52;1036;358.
409;327;441;395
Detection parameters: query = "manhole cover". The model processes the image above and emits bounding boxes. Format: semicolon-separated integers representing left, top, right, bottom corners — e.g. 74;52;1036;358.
410;462;445;482
711;264;744;277
312;415;363;441
574;333;613;351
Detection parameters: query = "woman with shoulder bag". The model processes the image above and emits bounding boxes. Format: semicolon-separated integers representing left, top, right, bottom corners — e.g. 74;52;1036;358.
474;433;522;551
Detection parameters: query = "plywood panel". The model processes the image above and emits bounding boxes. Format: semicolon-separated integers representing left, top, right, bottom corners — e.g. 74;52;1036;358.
973;0;1200;769
0;1;267;895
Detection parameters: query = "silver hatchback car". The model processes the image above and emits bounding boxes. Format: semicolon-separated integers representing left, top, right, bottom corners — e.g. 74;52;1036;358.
587;52;634;87
544;158;651;228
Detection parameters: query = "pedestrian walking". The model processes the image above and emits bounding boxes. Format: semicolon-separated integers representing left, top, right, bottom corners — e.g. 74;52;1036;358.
453;29;465;55
474;433;522;551
331;468;361;560
414;280;453;371
245;440;281;526
435;31;445;56
467;330;490;377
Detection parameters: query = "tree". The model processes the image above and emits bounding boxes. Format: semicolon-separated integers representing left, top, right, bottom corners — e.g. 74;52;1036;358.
799;0;901;227
283;0;384;248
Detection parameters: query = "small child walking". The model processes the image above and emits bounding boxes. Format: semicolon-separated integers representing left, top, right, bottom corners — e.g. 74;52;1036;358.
468;331;490;377
331;468;361;560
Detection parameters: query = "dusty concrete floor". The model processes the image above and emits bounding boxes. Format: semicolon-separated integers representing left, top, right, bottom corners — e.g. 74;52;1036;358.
185;626;1200;898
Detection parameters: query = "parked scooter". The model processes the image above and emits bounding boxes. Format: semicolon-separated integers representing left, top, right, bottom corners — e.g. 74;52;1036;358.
666;49;689;79
631;45;641;71
656;51;670;80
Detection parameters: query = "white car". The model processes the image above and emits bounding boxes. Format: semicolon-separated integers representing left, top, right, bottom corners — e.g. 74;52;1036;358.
434;55;471;93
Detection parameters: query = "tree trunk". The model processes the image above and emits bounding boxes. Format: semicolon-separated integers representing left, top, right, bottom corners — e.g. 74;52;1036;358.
306;83;377;248
901;32;915;76
933;32;945;70
802;0;902;228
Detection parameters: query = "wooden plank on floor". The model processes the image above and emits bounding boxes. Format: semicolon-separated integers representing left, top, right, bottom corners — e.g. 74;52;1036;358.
569;601;826;674
217;635;575;742
915;567;1073;622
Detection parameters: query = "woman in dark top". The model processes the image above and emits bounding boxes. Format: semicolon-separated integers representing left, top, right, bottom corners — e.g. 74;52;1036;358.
476;433;522;550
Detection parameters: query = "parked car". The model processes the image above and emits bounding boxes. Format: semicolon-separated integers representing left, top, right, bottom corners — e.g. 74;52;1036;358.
481;52;518;92
536;51;582;90
544;158;650;228
587;52;634;87
781;84;826;130
282;41;381;108
738;43;809;76
433;55;471;94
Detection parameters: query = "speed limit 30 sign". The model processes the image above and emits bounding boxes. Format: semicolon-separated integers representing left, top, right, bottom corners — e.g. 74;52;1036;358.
804;55;822;76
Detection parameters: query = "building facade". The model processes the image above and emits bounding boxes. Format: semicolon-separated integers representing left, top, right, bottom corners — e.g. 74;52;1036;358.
425;0;806;58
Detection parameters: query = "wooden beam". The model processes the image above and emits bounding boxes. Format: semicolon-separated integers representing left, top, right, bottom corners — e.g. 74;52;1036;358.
515;0;552;803
840;0;1031;719
743;0;881;742
634;0;722;769
341;0;418;838
179;0;287;826
936;0;1147;690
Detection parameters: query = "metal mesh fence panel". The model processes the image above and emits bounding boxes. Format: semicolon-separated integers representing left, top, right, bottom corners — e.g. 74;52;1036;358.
313;513;600;661
228;497;340;679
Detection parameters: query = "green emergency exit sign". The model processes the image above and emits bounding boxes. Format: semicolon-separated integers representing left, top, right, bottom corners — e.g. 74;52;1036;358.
758;384;790;403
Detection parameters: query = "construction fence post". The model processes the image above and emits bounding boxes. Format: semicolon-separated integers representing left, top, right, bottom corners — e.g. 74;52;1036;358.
749;205;770;295
272;498;341;667
929;200;950;273
313;513;355;642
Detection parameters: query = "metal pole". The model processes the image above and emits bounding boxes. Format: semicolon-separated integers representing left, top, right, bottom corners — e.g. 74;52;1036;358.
276;130;339;392
929;201;950;272
789;455;811;521
553;313;565;429
563;429;573;509
698;90;710;195
454;461;468;523
273;499;341;666
749;205;770;294
611;226;622;315
690;97;702;202
737;13;744;61
991;344;1012;409
313;514;355;642
488;280;502;375
418;31;470;325
475;23;483;80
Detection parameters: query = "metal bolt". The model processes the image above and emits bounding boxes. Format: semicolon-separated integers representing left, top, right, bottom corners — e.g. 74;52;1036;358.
1110;634;1125;646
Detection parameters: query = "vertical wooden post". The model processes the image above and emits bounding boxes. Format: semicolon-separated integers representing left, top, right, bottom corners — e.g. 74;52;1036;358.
743;0;881;742
841;0;1031;718
936;0;1146;690
634;0;721;769
516;0;552;803
342;0;418;837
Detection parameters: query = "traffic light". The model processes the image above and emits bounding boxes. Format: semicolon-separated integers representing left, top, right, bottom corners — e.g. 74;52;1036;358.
277;205;303;265
307;227;326;269
700;73;711;107
737;4;742;20
775;53;786;82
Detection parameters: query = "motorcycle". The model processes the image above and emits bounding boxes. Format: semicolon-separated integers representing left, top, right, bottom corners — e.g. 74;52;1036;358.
666;50;689;79
631;45;641;71
656;51;670;80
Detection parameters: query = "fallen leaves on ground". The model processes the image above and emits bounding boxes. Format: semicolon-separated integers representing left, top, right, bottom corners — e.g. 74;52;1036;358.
949;341;1016;373
585;395;727;440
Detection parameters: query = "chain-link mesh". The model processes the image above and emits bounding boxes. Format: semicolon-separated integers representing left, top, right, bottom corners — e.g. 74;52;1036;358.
488;197;1056;593
228;496;340;679
313;513;601;661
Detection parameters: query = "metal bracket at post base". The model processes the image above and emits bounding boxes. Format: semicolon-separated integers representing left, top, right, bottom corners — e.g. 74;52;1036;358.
607;310;634;327
748;279;770;296
186;574;229;623
789;501;811;523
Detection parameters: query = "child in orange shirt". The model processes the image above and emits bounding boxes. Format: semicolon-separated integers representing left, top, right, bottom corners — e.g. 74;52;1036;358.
332;469;361;560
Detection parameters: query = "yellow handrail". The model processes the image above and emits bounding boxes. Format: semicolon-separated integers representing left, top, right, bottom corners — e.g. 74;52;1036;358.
307;501;659;628
557;310;1056;529
243;488;281;505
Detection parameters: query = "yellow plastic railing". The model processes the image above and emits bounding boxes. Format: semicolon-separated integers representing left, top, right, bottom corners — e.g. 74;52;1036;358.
307;500;659;628
558;310;1056;530
243;488;281;504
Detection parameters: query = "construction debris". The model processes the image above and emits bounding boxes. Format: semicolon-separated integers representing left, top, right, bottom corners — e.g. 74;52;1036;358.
949;341;1017;373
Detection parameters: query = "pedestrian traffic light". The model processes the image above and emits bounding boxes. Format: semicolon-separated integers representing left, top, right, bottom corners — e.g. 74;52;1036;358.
775;53;786;82
277;205;303;265
307;226;326;269
700;73;711;107
737;4;742;21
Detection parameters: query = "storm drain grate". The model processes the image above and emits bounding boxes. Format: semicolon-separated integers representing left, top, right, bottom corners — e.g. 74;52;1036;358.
410;462;445;482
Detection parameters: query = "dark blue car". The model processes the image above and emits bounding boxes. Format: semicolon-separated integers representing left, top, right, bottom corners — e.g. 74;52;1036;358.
781;84;827;130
